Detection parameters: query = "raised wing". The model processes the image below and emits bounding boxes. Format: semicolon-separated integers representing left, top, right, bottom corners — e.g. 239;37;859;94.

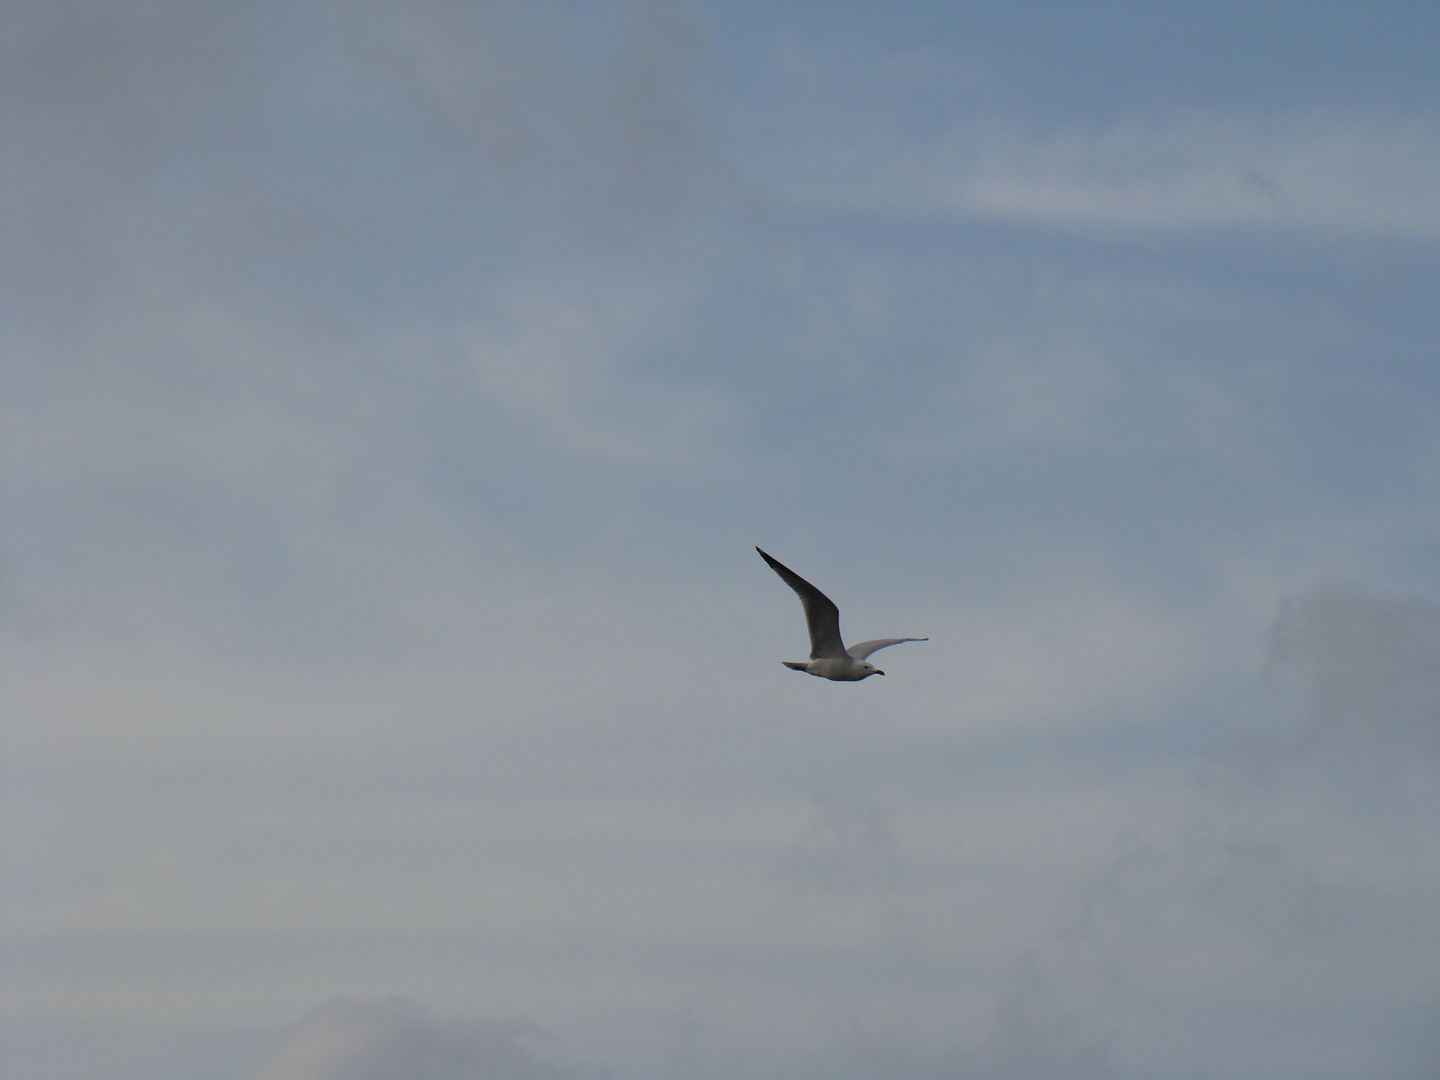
846;637;928;661
756;547;846;658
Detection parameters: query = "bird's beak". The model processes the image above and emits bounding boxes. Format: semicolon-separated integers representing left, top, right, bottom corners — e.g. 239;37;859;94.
875;670;885;676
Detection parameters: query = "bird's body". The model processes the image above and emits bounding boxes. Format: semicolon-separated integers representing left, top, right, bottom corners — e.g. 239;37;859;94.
756;547;926;681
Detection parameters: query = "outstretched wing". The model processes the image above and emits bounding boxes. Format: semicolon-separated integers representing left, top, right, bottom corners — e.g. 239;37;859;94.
756;547;846;658
846;637;928;660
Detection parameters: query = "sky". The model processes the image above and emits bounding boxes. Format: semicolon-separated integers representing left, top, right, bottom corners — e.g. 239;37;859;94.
3;2;1439;1078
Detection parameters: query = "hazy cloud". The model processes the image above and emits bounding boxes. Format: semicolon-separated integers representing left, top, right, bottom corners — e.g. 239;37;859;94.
5;4;1438;1080
783;790;903;896
808;970;1113;1080
1044;585;1440;1076
1269;585;1440;762
244;998;588;1080
452;278;738;470
326;0;706;245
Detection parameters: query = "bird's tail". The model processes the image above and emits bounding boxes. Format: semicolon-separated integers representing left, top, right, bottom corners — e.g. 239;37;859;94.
782;661;808;671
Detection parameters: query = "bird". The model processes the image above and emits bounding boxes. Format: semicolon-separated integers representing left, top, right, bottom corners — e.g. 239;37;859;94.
756;546;926;681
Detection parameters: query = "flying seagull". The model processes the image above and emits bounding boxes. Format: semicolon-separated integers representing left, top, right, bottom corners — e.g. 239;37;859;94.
756;547;927;681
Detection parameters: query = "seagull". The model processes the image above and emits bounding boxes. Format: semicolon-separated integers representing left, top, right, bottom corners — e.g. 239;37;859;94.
756;546;927;681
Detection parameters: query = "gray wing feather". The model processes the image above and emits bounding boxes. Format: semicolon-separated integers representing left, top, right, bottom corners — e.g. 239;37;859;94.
756;547;847;658
846;637;928;660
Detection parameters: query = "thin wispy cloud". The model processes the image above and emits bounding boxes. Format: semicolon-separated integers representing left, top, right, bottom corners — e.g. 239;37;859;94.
776;112;1440;239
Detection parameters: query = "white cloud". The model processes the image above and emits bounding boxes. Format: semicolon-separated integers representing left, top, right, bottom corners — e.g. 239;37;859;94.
775;111;1440;239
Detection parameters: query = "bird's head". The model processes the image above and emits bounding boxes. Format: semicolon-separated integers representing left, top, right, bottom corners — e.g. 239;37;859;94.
860;663;884;678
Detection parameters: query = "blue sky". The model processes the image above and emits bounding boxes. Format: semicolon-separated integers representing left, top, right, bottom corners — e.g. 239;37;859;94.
4;3;1439;1079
